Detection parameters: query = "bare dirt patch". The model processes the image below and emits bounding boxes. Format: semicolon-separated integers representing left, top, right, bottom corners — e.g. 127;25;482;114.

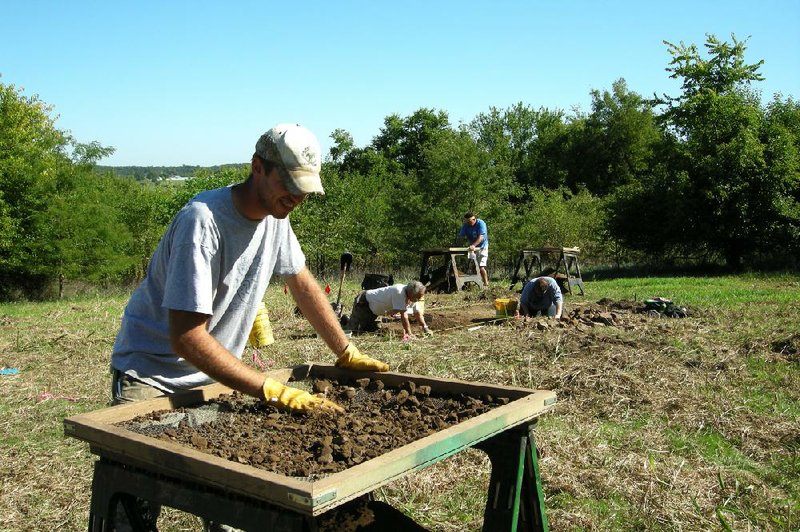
770;333;800;362
376;295;676;336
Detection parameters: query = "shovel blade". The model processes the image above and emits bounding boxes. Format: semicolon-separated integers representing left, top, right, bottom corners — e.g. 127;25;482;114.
340;252;353;272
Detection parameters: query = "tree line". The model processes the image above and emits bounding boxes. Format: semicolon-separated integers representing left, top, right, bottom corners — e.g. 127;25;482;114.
97;164;242;183
1;34;798;300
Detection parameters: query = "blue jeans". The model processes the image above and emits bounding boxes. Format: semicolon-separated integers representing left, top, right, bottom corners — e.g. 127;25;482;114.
528;303;557;317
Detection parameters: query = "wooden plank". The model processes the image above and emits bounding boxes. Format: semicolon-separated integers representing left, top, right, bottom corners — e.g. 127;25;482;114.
420;247;472;253
519;247;580;254
301;364;539;400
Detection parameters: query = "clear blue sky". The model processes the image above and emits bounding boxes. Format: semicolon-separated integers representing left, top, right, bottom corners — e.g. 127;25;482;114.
2;1;798;167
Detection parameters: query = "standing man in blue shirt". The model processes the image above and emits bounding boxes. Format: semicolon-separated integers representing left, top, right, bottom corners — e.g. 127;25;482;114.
458;211;489;288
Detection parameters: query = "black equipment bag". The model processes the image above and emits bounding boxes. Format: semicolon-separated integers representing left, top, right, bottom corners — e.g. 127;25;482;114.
361;273;394;290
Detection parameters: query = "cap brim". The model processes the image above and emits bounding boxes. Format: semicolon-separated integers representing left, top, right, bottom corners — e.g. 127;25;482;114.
281;168;325;195
287;171;325;195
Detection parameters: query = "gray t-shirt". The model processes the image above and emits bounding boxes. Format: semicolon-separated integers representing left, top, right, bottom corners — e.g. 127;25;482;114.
111;186;305;392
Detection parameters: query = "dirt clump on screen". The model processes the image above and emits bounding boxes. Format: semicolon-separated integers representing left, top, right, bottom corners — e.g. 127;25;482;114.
119;378;509;478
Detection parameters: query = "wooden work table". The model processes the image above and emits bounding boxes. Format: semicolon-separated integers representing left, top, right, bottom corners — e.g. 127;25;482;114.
509;247;585;295
65;364;556;531
420;247;485;291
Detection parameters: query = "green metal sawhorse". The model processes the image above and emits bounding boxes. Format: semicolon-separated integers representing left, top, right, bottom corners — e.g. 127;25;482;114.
476;421;549;532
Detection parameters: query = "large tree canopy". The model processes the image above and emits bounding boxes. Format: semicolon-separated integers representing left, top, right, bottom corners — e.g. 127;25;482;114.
608;34;799;267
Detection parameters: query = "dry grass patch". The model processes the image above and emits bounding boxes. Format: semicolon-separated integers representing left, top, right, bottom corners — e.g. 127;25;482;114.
1;276;798;531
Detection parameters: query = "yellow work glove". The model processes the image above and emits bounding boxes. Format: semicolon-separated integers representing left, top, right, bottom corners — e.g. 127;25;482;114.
335;343;389;372
249;302;275;347
262;377;343;413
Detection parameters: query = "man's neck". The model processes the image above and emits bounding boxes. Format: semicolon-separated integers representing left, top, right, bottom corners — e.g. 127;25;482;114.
232;182;265;221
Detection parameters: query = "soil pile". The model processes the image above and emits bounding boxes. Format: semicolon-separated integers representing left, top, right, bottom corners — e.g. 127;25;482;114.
376;298;691;335
119;377;509;479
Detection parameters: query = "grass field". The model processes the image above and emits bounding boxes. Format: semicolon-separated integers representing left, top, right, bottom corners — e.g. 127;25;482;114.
1;273;798;531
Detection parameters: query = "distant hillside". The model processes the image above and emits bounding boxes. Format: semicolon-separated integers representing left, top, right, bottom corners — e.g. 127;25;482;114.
96;163;246;182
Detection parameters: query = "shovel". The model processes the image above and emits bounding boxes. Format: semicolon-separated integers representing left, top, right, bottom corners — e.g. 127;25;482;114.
332;252;353;318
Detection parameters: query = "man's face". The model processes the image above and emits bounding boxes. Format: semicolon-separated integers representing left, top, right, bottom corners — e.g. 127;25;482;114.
465;216;477;227
255;161;306;219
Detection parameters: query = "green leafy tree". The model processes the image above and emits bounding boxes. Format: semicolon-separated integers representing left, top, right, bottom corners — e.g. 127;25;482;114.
0;80;71;297
470;104;569;194
34;173;135;285
565;79;660;196
412;127;519;260
327;128;356;164
661;35;781;267
372;108;451;175
609;34;798;268
0;79;150;297
292;163;394;273
761;95;800;257
108;175;177;281
508;187;607;256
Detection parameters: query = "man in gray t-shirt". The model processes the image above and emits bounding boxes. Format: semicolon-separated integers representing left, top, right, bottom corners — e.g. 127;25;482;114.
111;123;389;414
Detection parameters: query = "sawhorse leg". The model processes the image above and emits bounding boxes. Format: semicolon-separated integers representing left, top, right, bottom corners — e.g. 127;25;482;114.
509;251;525;289
475;423;549;532
558;252;584;296
420;253;431;283
88;458;308;532
524;253;542;285
510;252;543;291
450;253;463;291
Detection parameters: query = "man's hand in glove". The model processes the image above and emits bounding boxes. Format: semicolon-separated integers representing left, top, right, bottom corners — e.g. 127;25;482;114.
336;343;389;372
262;377;343;413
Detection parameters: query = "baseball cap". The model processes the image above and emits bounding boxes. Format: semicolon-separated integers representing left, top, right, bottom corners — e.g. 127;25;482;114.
255;123;324;195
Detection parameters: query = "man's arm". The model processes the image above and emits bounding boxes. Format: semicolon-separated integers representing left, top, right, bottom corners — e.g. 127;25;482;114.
414;309;432;334
550;278;563;319
169;309;265;398
414;309;429;330
469;233;484;250
170;300;343;413
400;312;414;337
287;267;349;356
